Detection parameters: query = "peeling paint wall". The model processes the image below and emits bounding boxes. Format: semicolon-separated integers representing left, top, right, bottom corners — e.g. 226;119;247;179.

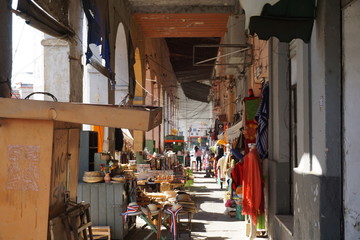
343;0;360;238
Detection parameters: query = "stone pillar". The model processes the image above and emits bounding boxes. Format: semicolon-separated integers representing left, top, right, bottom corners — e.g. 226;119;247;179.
41;38;70;101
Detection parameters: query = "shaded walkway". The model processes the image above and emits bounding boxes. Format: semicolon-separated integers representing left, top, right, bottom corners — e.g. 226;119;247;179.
125;171;268;239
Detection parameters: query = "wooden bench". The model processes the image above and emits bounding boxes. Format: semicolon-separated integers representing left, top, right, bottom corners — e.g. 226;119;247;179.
91;226;111;240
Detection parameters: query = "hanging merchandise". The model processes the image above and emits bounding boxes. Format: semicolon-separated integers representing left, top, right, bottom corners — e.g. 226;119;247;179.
243;89;260;153
214;118;224;140
255;82;270;159
241;147;264;225
115;128;124;151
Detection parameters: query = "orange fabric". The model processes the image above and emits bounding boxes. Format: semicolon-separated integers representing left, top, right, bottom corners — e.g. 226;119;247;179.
92;125;104;153
241;147;263;225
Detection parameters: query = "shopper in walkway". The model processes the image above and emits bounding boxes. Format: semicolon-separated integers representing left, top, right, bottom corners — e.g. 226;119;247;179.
184;151;191;167
205;152;215;177
194;146;203;171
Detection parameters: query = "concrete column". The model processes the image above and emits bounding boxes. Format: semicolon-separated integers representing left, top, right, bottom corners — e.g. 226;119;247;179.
40;0;83;102
267;39;292;239
0;0;12;98
41;38;70;101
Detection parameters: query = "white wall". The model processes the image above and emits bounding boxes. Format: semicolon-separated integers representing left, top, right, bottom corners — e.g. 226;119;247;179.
114;23;129;105
292;40;312;173
343;1;360;238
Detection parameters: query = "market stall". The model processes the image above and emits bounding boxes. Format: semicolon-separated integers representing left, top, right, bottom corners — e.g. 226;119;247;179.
0;98;162;240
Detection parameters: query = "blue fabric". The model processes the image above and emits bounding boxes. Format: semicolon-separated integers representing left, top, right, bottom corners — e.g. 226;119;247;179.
255;82;269;159
231;148;244;161
83;0;112;75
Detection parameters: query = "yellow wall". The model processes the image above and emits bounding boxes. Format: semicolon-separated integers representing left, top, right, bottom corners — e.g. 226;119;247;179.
133;48;145;152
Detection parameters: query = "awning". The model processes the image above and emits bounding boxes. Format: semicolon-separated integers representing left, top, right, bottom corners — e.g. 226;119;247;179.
0;98;162;131
226;121;243;141
181;82;211;103
240;0;316;43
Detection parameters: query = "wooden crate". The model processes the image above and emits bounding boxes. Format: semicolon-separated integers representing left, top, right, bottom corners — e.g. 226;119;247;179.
91;226;111;240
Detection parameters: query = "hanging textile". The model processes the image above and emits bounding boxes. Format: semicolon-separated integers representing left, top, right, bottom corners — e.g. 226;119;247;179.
243;95;260;152
82;0;112;77
242;147;263;225
213;119;224;140
231;161;244;191
255;82;270;159
115;128;124;151
92;125;104;153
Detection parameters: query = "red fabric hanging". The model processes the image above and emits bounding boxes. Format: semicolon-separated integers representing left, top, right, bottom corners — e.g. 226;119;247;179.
241;147;263;225
231;162;244;191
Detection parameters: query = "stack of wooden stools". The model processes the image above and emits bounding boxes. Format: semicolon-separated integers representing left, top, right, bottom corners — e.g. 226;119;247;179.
91;226;111;240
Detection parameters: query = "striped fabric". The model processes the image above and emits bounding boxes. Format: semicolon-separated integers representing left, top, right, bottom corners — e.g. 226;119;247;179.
122;204;140;222
166;206;183;239
255;82;269;159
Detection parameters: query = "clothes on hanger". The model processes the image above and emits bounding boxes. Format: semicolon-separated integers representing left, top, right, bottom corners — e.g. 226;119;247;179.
241;147;263;225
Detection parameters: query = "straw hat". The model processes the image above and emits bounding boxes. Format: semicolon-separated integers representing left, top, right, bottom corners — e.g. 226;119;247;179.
172;203;182;211
176;193;191;202
148;204;157;211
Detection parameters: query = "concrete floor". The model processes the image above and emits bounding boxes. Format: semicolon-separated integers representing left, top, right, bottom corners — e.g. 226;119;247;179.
124;172;268;240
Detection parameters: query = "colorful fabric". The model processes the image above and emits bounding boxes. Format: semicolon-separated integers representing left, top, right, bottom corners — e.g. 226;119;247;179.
243;97;260;153
244;97;261;121
83;0;112;74
166;206;183;239
255;82;269;159
231;162;244;191
241;147;263;225
92;125;104;152
122;204;140;222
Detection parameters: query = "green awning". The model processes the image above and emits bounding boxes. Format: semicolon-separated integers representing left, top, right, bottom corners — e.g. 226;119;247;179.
241;0;316;43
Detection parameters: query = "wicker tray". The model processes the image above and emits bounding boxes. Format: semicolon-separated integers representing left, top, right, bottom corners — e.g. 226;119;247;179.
83;176;104;183
83;171;102;177
112;177;126;182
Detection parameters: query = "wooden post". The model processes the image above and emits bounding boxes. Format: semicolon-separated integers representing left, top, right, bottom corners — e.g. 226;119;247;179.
0;0;12;98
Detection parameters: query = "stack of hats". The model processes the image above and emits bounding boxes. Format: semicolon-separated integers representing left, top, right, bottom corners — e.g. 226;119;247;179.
122;202;141;221
141;203;160;216
176;193;196;212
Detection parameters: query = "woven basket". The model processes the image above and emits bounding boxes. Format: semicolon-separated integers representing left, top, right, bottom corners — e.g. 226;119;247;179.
83;176;104;183
83;171;102;177
112;176;125;182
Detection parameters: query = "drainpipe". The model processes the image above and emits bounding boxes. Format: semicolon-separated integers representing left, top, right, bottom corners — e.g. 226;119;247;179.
0;0;12;98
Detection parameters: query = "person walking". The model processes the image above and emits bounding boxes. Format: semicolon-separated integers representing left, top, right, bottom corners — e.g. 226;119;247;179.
195;146;203;171
184;151;191;167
